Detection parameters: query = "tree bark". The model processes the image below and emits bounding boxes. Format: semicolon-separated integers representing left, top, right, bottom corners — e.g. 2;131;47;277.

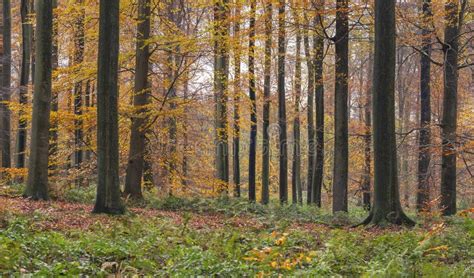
248;0;257;202
93;0;124;214
16;0;32;170
124;0;151;199
232;1;241;197
292;5;302;204
73;0;85;173
49;0;59;172
313;1;325;207
363;0;414;226
303;12;315;204
214;0;230;192
278;0;288;203
261;0;272;204
333;0;349;213
417;0;432;212
362;35;373;211
440;0;460;216
0;0;11;171
24;0;53;200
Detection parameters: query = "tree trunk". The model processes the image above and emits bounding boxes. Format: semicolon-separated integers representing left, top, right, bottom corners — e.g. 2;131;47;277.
333;0;349;213
363;0;414;226
124;0;151;199
214;0;230;192
0;0;11;171
313;1;325;207
73;0;85;174
49;0;59;172
232;2;241;197
417;0;432;212
362;35;373;211
303;12;315;204
261;0;272;204
292;5;302;204
440;0;460;216
24;0;53;200
278;0;288;203
16;0;32;170
93;0;124;214
248;0;257;202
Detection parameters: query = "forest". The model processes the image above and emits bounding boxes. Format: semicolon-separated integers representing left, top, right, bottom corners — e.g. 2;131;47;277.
0;0;473;276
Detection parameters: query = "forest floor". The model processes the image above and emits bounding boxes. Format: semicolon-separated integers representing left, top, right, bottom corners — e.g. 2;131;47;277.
0;186;473;276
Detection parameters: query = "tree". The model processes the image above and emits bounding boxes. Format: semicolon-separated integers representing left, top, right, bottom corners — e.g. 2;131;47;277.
291;2;302;204
332;0;349;213
417;0;432;212
362;0;414;226
49;0;59;171
16;0;32;170
303;10;315;204
361;34;373;211
73;0;85;174
440;0;463;216
124;0;151;199
278;0;288;203
232;1;241;197
248;0;257;202
214;0;230;191
261;0;272;204
0;0;11;171
24;0;53;200
313;0;325;207
93;0;124;214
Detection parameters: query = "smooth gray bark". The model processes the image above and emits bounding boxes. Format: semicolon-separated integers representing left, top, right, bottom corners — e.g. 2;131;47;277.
124;0;151;199
24;0;53;200
93;0;124;214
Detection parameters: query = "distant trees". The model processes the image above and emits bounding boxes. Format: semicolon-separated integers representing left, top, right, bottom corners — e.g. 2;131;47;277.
124;0;151;199
24;0;53;200
363;0;413;226
93;0;124;214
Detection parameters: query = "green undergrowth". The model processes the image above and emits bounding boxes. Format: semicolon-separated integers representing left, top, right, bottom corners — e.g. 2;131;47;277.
1;198;473;276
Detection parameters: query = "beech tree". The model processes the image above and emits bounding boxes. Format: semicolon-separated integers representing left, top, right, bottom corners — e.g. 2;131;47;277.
73;0;85;174
440;0;464;216
248;0;257;202
232;2;241;197
362;0;414;226
93;0;124;214
214;0;230;190
16;0;32;170
303;9;315;204
24;0;53;200
417;0;432;212
278;0;288;203
0;0;11;171
261;0;272;204
291;3;302;204
124;0;151;199
333;0;349;213
313;1;325;207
